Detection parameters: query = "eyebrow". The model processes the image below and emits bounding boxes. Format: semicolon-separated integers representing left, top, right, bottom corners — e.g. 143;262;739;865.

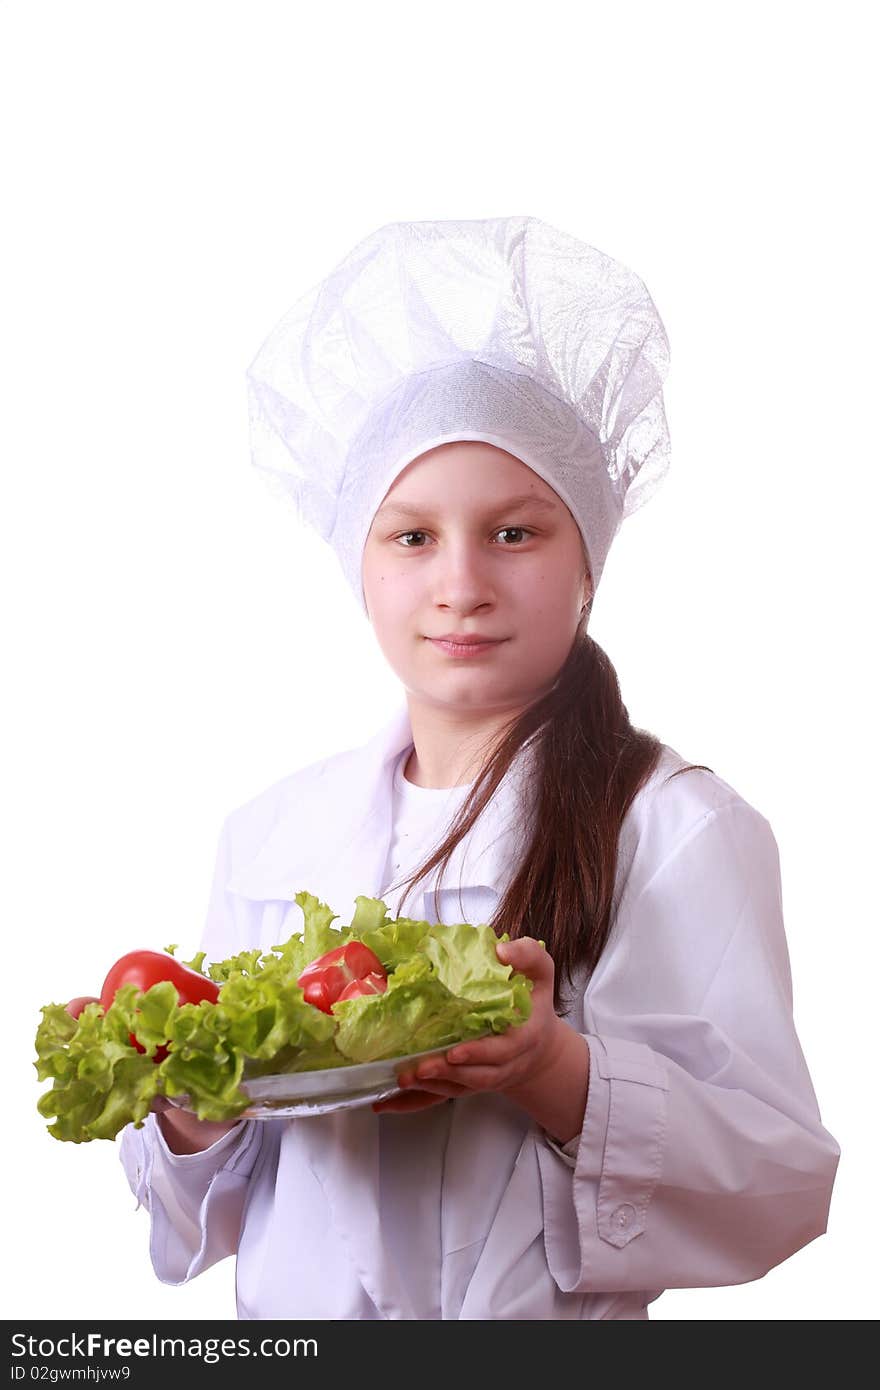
375;493;560;521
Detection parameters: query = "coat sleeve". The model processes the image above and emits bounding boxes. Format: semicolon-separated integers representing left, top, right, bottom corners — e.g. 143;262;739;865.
118;1110;263;1285
116;812;266;1285
536;800;841;1293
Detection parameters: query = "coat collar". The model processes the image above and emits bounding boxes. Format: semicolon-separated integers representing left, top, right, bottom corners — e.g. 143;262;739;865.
225;699;538;922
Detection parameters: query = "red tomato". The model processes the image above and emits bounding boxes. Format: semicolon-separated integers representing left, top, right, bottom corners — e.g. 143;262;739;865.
99;950;220;1061
297;942;386;1014
335;972;387;1002
300;976;338;1014
65;995;100;1018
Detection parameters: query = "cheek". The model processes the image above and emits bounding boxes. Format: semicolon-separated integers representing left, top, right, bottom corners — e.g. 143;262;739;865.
515;568;562;611
364;576;418;649
362;558;393;619
532;555;583;609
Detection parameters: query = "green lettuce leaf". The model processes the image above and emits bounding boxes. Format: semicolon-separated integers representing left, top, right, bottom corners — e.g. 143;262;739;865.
331;922;533;1062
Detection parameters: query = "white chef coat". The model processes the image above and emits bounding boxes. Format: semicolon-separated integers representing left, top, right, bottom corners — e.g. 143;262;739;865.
119;699;840;1319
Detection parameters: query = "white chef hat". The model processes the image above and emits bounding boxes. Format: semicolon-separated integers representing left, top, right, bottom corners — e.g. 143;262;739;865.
245;216;672;615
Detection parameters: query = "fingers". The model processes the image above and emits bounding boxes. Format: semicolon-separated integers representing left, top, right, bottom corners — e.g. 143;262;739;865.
496;936;554;985
372;938;556;1115
445;1024;532;1071
410;1047;514;1091
412;1056;528;1094
397;1070;472;1098
372;1088;458;1114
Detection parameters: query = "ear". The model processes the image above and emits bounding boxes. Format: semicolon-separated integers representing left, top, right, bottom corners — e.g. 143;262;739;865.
580;548;594;611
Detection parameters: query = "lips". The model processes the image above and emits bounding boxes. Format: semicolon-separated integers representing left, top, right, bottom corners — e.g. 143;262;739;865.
428;636;507;658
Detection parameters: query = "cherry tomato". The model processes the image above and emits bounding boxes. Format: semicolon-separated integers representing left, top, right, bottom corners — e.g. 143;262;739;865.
99;950;220;1061
297;942;386;1014
65;995;100;1018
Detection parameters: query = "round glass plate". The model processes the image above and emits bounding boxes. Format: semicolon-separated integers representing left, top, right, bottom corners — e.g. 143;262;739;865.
165;1035;488;1119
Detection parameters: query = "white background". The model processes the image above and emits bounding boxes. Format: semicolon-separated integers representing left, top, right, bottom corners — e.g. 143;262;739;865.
3;0;875;1321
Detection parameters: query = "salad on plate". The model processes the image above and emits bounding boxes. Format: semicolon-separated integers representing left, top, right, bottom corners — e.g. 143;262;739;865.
34;890;536;1142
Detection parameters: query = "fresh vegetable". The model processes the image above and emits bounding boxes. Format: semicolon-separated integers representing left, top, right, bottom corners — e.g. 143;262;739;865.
65;996;100;1019
34;891;537;1144
100;949;221;1063
336;971;387;1002
297;940;386;1013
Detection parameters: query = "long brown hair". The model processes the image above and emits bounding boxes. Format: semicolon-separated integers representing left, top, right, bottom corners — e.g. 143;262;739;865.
384;607;713;1013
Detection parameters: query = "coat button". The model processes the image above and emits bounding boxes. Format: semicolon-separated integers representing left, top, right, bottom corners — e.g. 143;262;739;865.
613;1203;636;1228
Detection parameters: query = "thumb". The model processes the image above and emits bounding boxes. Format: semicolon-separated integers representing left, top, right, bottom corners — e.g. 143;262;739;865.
496;935;553;982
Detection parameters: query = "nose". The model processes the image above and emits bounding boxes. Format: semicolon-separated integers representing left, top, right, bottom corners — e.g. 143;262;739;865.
431;539;497;613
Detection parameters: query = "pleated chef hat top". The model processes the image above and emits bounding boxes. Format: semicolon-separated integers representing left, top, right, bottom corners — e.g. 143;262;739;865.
245;216;672;614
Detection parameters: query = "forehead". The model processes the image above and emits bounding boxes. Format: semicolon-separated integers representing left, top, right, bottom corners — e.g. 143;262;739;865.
373;440;563;517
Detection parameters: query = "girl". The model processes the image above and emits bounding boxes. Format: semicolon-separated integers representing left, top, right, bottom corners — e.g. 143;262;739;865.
119;217;840;1319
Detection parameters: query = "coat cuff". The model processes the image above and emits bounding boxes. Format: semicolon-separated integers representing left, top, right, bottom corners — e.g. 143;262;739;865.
119;1110;264;1286
151;1111;251;1167
536;1027;839;1295
536;1031;668;1290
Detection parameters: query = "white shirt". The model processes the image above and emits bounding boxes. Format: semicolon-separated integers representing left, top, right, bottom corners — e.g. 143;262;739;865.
119;700;840;1319
379;746;474;918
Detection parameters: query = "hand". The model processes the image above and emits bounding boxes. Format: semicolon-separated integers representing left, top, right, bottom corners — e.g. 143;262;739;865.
372;936;566;1115
149;1093;244;1155
64;997;245;1154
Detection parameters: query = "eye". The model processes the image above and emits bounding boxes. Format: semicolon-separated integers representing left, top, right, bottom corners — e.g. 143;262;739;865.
392;527;536;548
494;527;533;545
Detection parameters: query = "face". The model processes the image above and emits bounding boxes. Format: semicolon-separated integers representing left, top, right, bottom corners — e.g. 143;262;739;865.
362;441;592;722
